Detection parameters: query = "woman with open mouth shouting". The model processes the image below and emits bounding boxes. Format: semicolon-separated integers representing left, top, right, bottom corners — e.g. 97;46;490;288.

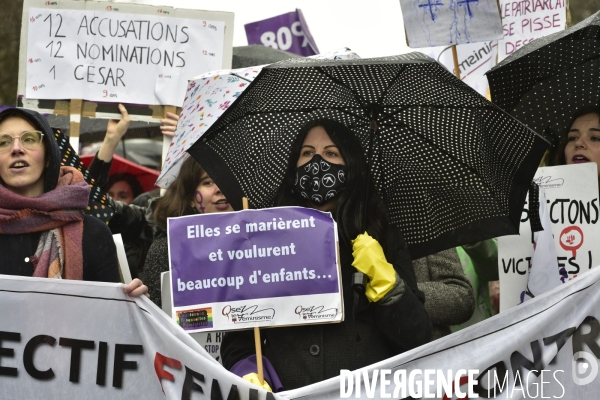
551;106;600;180
0;107;147;297
145;154;234;308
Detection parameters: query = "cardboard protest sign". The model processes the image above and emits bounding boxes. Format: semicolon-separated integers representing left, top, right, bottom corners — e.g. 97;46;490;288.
25;6;224;105
499;163;600;311
498;0;566;60
18;0;233;119
399;0;503;48
244;9;319;56
168;206;342;332
415;40;498;96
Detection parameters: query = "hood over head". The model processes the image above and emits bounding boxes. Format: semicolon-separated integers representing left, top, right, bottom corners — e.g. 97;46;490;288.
0;107;61;193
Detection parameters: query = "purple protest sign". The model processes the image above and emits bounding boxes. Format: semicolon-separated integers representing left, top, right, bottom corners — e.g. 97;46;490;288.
168;206;342;331
244;9;319;56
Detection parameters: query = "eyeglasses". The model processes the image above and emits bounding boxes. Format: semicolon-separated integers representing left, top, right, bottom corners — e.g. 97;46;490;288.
0;131;44;152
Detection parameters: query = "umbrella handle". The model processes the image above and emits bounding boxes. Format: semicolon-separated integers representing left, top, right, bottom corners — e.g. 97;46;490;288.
352;272;368;293
451;45;461;79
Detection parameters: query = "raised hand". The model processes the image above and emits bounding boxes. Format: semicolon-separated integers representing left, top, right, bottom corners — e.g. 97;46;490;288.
160;111;179;138
98;104;131;162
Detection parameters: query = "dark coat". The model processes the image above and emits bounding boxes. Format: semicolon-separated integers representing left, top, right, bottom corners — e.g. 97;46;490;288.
413;248;475;340
88;155;164;278
221;226;432;390
144;232;169;308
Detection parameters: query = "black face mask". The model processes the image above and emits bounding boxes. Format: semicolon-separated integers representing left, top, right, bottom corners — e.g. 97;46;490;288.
293;155;347;205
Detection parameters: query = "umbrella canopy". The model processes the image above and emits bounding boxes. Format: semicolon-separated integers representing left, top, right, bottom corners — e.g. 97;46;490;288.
487;10;600;141
189;53;549;259
80;154;159;193
232;44;302;68
156;48;360;188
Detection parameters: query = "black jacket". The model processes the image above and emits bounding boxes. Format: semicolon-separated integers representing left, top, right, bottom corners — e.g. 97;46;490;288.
88;155;158;276
221;226;432;390
88;155;154;245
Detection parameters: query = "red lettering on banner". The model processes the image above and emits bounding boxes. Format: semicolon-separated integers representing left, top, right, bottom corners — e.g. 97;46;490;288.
442;375;470;400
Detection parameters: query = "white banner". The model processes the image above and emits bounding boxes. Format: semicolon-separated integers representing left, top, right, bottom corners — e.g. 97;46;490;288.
416;41;498;97
285;265;600;399
25;5;225;105
498;0;566;61
499;164;600;311
3;267;600;399
0;275;274;400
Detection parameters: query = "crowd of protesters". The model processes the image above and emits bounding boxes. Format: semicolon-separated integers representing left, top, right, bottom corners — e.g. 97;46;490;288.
1;48;598;393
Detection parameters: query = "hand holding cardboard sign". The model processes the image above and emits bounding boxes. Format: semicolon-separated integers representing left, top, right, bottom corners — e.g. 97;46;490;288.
242;373;272;392
160;112;179;138
351;232;396;302
98;104;131;163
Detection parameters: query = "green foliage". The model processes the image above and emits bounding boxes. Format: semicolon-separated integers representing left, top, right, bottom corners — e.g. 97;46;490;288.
0;0;23;106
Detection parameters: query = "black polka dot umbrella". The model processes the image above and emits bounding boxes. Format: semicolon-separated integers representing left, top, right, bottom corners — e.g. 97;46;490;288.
487;10;600;143
189;52;548;259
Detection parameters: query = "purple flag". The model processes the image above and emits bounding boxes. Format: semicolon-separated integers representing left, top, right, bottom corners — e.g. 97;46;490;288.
244;9;319;56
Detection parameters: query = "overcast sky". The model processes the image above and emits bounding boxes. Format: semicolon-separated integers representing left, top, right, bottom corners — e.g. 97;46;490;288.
118;0;413;58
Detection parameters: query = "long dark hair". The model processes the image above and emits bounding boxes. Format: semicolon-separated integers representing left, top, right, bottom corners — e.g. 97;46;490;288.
551;106;600;166
274;119;389;245
153;155;204;229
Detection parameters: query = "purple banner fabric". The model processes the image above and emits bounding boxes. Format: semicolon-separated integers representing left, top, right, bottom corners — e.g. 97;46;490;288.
244;9;319;56
169;207;338;308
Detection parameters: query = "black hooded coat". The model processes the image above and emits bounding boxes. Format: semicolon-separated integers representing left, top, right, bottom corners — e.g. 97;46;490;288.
0;108;120;282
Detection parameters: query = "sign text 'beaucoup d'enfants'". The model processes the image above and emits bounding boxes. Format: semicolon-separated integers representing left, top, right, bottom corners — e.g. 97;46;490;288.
168;206;343;332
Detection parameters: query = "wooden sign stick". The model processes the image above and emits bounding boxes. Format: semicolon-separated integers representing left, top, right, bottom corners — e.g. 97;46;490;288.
242;197;265;385
451;45;462;80
163;105;177;117
69;99;84;151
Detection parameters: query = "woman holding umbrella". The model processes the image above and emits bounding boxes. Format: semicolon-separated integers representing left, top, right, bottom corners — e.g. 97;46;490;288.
221;119;432;391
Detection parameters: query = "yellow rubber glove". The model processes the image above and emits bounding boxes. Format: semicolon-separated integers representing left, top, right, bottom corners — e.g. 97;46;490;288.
351;232;397;302
242;373;273;392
